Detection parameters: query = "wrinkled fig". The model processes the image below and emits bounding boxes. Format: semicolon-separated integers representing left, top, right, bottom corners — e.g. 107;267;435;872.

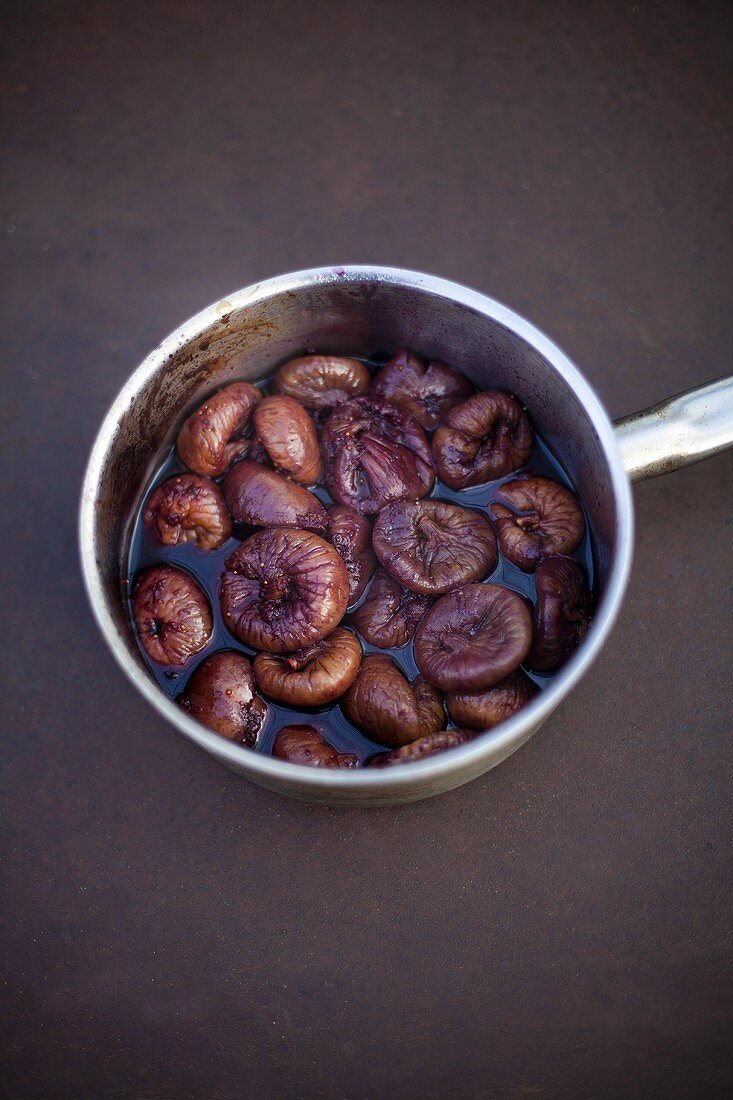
373;499;497;595
351;569;432;649
414;583;532;692
341;654;444;748
326;505;377;605
369;348;473;430
143;474;232;551
254;628;362;706
446;670;536;730
527;556;592;672
132;565;212;666
272;725;358;768
253;395;322;485
274;355;371;409
492;475;585;570
432;391;533;488
369;728;475;767
223;461;327;531
177;382;261;477
220;528;349;653
180;651;267;744
321;397;434;515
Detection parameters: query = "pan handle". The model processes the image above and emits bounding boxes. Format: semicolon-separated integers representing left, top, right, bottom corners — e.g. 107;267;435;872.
614;375;733;482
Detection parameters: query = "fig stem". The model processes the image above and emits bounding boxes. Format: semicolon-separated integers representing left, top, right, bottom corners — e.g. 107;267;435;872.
516;512;539;531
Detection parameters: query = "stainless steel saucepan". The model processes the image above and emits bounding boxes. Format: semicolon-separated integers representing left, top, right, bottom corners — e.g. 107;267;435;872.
79;267;733;805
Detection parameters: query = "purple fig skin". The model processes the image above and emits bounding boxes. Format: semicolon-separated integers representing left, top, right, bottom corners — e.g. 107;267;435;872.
133;565;212;667
341;654;444;748
446;670;536;730
321;397;435;515
432;391;533;489
414;583;532;692
527;556;592;672
177;382;261;477
369;728;475;767
351;569;432;649
273;356;371;409
272;725;359;768
326;505;377;605
253;395;322;485
492;475;585;571
222;461;327;531
180;651;267;745
254;628;362;706
373;499;497;595
369;348;474;430
143;474;232;551
220;527;350;654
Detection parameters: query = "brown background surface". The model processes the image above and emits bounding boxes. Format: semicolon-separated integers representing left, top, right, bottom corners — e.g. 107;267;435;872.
2;2;732;1096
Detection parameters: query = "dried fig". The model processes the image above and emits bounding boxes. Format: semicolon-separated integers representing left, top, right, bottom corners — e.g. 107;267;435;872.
272;725;358;768
253;395;322;485
177;382;261;477
254;628;362;706
222;461;327;531
414;583;532;692
369;348;473;430
143;474;232;551
432;391;533;488
492;475;585;570
326;505;377;605
373;500;497;595
351;569;431;649
220;528;349;654
527;556;592;672
273;355;371;409
341;654;444;748
180;651;267;745
446;670;536;730
132;565;212;666
321;397;434;515
369;728;475;767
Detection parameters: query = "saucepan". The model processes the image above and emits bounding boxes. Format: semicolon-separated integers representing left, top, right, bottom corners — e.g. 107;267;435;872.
79;267;733;805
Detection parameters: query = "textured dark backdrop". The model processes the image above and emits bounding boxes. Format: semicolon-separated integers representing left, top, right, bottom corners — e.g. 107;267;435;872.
2;2;732;1097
